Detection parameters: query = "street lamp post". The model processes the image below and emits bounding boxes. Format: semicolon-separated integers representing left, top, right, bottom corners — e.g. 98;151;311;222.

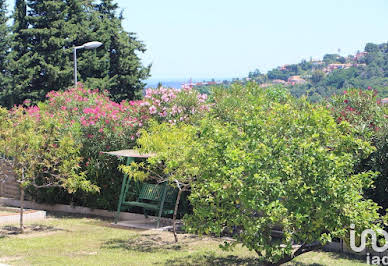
73;41;103;87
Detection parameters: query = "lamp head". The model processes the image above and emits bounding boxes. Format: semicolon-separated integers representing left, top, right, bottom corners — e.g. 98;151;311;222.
83;41;103;49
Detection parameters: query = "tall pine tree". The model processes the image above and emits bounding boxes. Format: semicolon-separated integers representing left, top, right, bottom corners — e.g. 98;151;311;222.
0;0;10;106
23;0;72;101
82;0;150;101
6;0;32;107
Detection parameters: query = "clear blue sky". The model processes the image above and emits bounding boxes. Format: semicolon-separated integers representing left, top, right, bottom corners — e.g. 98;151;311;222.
6;0;388;80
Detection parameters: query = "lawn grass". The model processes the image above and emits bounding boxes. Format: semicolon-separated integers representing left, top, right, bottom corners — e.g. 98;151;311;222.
0;214;367;265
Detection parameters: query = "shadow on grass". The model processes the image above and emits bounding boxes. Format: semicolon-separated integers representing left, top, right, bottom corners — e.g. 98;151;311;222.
160;252;329;266
318;250;366;264
160;252;260;266
288;263;323;266
102;234;183;253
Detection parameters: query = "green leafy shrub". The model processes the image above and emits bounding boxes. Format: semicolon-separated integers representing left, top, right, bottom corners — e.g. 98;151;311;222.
0;105;98;232
119;121;198;241
146;83;382;265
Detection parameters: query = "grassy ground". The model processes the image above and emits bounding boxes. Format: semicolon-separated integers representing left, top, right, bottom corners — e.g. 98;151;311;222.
0;214;367;266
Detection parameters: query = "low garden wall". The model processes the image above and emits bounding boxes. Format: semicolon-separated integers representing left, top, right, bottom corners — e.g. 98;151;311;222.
0;206;46;225
0;197;170;223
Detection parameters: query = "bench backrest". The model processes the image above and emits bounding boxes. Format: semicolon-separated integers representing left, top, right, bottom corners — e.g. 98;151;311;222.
138;183;177;204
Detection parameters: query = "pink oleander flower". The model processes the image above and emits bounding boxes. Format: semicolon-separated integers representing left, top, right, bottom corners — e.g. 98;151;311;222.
149;105;157;114
23;99;31;106
159;111;167;117
161;94;170;102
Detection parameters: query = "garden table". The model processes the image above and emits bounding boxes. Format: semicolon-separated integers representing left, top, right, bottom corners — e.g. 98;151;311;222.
102;149;155;224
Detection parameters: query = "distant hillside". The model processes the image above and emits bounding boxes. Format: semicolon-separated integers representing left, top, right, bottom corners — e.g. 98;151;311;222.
247;42;388;100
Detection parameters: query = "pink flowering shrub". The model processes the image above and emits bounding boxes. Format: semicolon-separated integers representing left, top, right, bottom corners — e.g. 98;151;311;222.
142;87;210;124
44;85;148;154
327;88;385;136
18;84;210;210
327;88;388;214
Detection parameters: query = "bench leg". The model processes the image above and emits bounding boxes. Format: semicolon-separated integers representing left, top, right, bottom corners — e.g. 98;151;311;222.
115;157;133;224
156;182;168;228
115;175;127;224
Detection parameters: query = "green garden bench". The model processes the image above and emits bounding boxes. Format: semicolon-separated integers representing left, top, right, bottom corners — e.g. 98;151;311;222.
103;149;177;228
122;182;177;228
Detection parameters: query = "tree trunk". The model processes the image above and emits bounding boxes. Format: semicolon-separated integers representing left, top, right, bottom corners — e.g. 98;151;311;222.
261;242;322;265
173;189;183;243
19;187;24;233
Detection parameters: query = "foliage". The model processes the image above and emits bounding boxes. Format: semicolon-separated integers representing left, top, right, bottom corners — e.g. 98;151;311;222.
142;87;210;125
0;0;10;106
327;88;388;213
323;53;342;64
24;85;209;210
119;122;199;241
0;104;98;231
25;85;143;209
121;122;199;183
328;89;386;137
2;0;149;107
247;42;388;99
0;105;99;193
159;83;382;265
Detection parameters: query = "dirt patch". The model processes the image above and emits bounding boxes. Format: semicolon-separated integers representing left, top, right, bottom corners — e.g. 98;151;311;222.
0;224;64;237
102;229;217;253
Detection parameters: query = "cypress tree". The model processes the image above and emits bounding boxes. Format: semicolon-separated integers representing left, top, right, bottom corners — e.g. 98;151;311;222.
6;0;31;107
85;0;150;101
0;0;10;106
24;0;71;101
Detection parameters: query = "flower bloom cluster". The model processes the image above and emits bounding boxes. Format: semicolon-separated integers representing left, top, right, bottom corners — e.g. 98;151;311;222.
328;88;385;133
43;86;150;151
20;85;210;160
142;87;210;124
11;84;211;208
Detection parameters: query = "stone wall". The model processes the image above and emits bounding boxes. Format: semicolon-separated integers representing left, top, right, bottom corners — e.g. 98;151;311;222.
0;159;20;199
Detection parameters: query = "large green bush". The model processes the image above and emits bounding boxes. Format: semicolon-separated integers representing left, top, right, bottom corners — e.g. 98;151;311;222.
136;83;383;265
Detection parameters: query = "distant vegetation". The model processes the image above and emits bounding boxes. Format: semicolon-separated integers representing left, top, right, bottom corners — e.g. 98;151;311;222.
247;42;388;100
194;42;388;101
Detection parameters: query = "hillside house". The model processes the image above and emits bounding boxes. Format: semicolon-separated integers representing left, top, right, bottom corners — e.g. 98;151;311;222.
287;75;306;85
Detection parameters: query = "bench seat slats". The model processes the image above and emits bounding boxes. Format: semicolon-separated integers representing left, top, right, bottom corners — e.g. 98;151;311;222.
123;182;177;219
123;201;160;210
